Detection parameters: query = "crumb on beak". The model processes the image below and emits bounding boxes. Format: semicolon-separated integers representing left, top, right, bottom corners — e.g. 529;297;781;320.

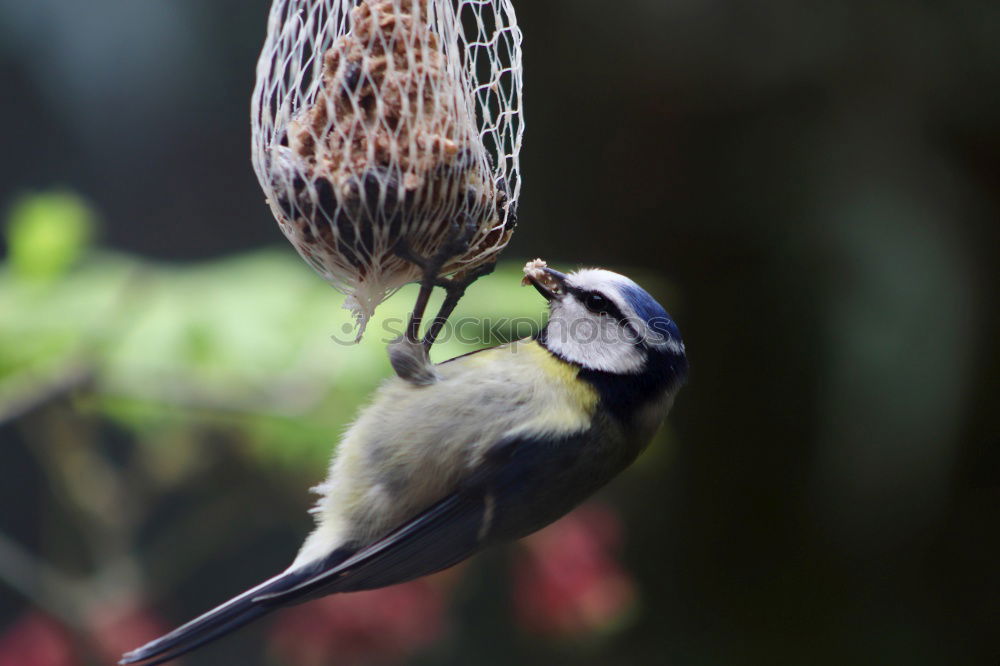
521;258;548;286
522;258;566;300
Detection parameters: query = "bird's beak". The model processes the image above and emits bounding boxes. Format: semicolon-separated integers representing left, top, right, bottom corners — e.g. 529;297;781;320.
526;267;569;301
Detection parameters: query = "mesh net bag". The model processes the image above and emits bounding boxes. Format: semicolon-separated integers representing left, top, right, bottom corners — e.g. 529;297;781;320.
251;0;524;335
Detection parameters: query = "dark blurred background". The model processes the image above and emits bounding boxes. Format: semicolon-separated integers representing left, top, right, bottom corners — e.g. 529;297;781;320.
1;1;998;664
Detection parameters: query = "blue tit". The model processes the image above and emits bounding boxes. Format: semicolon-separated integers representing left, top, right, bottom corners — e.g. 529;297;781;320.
120;261;688;666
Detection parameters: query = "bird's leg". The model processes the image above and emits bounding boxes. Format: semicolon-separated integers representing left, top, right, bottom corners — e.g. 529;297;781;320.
389;216;485;384
422;260;495;351
388;240;442;385
392;240;438;347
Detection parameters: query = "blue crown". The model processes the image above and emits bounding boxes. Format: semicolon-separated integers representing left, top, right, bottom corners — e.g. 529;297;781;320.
621;283;683;347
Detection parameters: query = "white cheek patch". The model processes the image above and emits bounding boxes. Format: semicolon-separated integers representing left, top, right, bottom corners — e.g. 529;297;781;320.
544;299;646;374
569;269;684;355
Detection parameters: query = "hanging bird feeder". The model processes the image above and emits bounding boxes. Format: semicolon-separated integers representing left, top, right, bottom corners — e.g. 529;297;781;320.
252;0;524;336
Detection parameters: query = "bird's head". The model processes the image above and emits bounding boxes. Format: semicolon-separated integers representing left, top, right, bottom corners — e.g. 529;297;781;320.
523;261;687;383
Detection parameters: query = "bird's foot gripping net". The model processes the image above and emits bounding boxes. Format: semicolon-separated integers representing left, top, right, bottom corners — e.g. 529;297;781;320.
388;217;496;384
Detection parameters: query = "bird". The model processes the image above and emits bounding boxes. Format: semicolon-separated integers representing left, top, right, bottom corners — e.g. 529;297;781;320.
120;261;688;665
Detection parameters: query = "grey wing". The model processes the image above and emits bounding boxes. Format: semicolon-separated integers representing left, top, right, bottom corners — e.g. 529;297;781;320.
120;427;617;665
254;427;598;605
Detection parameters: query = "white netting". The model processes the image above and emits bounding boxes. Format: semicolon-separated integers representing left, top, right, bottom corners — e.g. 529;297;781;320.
251;0;524;334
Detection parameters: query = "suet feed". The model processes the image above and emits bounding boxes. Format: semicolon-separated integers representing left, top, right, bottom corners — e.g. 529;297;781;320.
252;0;524;335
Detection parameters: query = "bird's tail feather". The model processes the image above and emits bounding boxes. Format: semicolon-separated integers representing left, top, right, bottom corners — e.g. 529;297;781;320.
120;546;357;665
119;572;289;665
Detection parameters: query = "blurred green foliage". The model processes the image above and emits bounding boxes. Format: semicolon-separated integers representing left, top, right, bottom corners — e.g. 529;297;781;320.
0;192;565;471
6;192;94;282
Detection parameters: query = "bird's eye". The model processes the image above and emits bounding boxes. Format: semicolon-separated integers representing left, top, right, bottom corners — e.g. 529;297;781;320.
583;292;610;314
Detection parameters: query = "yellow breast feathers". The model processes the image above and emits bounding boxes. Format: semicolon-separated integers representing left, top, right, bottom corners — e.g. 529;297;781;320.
303;339;599;551
440;339;599;436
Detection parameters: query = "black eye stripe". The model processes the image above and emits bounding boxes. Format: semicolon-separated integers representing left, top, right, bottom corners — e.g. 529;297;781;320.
568;287;628;322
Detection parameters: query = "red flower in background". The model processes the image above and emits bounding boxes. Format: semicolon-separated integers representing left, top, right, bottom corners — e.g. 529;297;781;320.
0;600;170;666
268;576;449;666
0;612;77;666
512;503;637;639
86;599;171;665
270;503;636;663
0;504;635;666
